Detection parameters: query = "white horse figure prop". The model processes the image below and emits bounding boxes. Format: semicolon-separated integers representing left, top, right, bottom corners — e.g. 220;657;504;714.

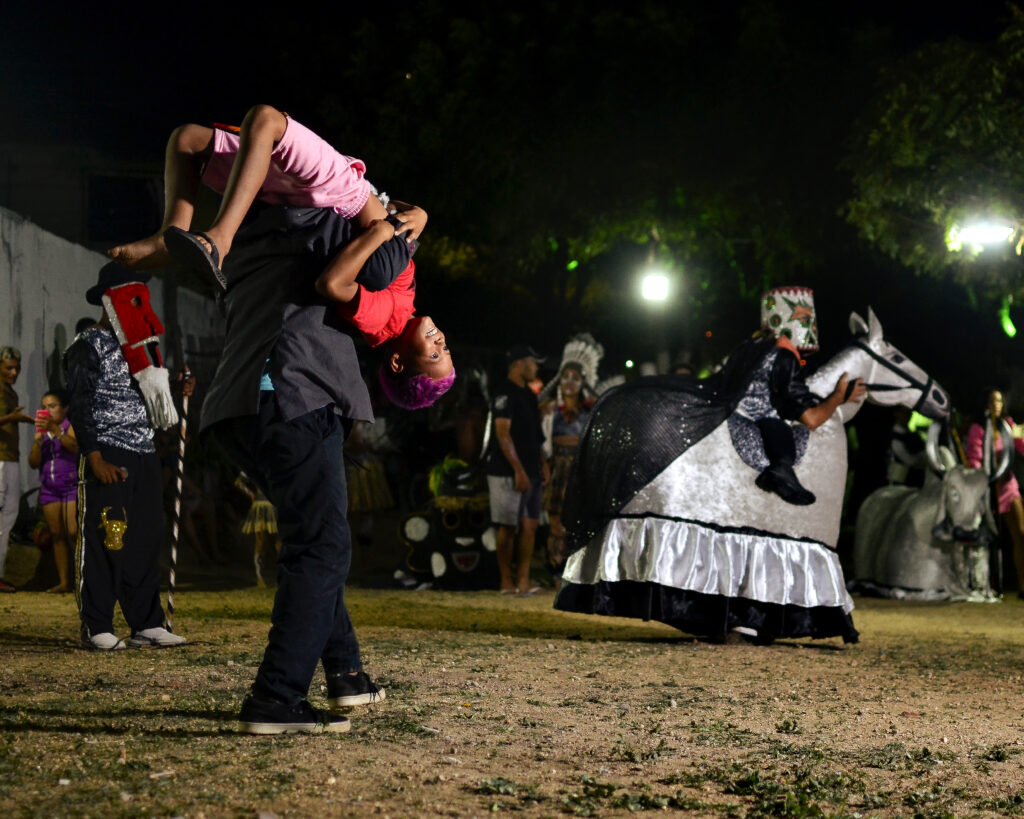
853;420;1010;601
555;308;950;643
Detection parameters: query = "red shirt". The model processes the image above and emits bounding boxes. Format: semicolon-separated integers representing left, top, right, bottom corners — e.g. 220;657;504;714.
335;260;416;347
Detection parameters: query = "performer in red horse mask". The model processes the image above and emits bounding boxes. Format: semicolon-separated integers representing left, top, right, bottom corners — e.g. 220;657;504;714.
64;261;188;650
89;267;178;430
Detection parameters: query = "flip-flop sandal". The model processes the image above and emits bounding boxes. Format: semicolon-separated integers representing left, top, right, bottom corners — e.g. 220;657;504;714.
164;227;227;290
499;588;518;595
518;586;542;597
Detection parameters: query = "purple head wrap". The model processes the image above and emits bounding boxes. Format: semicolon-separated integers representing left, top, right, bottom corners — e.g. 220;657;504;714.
379;365;456;410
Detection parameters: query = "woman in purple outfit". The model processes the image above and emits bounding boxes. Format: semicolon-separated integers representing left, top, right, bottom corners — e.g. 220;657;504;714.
27;389;79;593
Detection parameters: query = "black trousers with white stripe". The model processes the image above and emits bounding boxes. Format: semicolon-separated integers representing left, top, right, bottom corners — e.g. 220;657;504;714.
76;446;165;637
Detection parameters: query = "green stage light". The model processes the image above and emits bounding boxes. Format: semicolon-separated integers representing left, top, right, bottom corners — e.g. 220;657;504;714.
1000;296;1017;338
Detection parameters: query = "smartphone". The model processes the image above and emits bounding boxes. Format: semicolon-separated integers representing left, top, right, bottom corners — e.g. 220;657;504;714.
35;408;49;429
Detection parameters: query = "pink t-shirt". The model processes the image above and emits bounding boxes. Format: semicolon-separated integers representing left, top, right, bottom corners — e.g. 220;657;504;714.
335;260;417;348
201;117;372;220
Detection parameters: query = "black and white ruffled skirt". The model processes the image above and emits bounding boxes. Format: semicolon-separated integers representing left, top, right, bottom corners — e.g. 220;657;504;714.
554;515;859;643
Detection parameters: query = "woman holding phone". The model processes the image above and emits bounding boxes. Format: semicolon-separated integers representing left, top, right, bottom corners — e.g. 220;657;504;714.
28;389;79;592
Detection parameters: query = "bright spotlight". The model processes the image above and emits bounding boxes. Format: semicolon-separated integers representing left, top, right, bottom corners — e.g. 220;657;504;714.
641;273;669;302
625;360;635;369
960;223;1014;245
947;222;1014;252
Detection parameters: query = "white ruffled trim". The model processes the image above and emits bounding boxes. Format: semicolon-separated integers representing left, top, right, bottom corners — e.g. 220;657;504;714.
563;517;854;613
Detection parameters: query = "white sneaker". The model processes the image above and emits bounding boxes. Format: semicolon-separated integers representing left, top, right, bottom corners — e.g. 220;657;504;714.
129;627;187;648
84;632;126;651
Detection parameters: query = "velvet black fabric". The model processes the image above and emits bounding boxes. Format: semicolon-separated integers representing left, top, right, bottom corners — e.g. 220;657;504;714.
561;374;728;552
563;337;815;551
554;579;860;643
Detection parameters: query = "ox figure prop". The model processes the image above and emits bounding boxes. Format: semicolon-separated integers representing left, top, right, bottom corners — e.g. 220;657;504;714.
852;420;1011;602
554;308;950;643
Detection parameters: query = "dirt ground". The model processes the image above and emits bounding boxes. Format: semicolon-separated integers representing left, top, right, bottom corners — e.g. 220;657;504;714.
3;584;1024;818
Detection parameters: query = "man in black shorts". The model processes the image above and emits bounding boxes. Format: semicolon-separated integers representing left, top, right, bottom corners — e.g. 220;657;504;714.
485;345;548;595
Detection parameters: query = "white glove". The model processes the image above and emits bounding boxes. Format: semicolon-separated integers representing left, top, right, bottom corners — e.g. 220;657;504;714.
134;365;179;430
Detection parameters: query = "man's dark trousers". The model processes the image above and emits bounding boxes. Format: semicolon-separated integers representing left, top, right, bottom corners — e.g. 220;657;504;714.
212;392;362;705
78;447;165;637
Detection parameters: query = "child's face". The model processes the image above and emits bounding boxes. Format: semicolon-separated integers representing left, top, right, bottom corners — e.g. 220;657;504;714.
41;394;66;423
0;358;20;386
396;316;453;380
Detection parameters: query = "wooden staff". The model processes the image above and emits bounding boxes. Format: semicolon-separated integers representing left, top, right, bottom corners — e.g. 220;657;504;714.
166;365;190;633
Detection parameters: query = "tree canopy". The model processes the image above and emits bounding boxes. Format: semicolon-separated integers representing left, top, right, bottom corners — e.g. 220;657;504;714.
274;2;896;359
845;4;1024;290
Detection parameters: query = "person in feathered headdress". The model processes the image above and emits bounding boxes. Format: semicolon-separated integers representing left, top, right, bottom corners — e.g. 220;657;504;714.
539;333;603;579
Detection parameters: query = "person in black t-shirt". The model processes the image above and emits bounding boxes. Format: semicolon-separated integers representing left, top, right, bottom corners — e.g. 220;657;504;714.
485;345;549;595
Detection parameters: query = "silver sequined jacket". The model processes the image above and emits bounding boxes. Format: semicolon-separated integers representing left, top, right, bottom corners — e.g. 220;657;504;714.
64;327;155;454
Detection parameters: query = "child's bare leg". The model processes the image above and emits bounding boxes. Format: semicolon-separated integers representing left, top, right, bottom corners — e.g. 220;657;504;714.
108;124;214;268
42;502;71;592
199;105;288;265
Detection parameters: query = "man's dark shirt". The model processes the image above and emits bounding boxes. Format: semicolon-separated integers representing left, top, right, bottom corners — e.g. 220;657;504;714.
485;379;543;480
200;203;410;432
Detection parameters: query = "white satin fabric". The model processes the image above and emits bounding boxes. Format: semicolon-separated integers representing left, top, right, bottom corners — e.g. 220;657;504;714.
563;516;854;613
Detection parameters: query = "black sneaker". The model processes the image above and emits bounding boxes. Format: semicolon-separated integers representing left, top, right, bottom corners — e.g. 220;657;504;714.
326;671;386;707
755;463;816;506
238;694;351;735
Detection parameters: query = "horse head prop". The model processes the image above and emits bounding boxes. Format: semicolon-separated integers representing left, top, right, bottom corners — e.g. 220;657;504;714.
805;308;949;425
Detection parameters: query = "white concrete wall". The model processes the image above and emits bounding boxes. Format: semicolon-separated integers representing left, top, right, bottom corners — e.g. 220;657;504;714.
0;206;222;494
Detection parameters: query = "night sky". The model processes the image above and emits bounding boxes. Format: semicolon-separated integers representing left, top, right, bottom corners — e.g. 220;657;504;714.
2;2;1011;151
1;1;1020;402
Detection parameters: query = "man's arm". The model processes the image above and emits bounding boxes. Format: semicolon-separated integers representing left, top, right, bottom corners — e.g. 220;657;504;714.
388;203;428;241
65;341;102;456
495;417;531;492
315;220;398;303
799;373;866;430
351;205;425;292
316;201;427;301
0;405;34;425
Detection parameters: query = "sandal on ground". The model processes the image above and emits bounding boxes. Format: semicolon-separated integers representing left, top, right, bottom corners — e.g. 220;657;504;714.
518;586;542;597
164;227;227;290
499;588;518;595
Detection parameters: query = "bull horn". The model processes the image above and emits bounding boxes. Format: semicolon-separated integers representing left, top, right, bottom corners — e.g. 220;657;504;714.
925;421;948;474
989;417;1015;484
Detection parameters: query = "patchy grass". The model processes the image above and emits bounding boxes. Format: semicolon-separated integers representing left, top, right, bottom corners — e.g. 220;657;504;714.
3;589;1024;815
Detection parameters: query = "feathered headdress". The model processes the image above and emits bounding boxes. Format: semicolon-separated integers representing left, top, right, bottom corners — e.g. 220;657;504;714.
538;333;604;402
